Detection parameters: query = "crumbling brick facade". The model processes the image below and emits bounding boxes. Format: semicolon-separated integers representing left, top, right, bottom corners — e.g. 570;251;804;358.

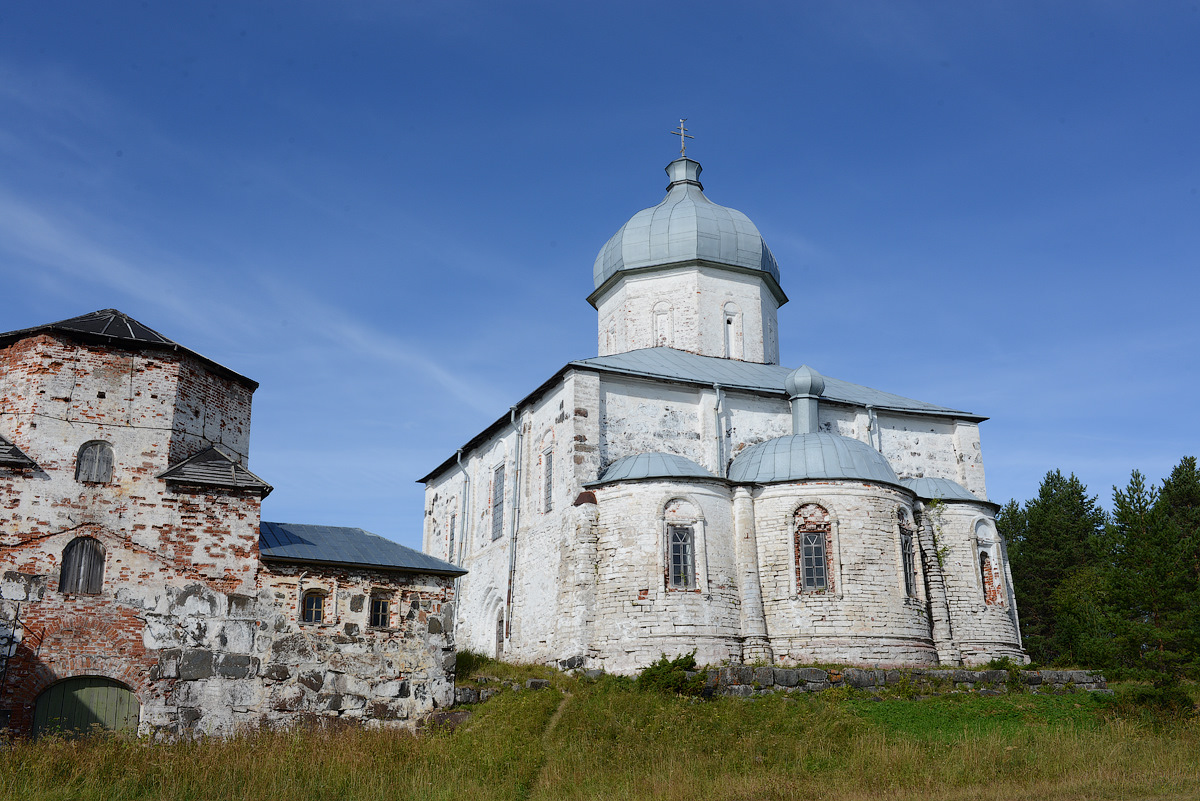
1;312;459;737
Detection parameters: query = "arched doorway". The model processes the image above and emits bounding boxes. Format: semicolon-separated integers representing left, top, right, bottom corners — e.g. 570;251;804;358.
32;676;140;738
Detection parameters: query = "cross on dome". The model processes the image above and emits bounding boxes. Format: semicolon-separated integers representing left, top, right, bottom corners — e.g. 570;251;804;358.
669;118;694;157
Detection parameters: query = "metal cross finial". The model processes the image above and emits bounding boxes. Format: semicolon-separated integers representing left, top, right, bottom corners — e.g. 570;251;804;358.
669;118;694;157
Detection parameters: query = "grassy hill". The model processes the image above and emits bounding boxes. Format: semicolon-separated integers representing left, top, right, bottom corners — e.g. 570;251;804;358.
2;659;1197;801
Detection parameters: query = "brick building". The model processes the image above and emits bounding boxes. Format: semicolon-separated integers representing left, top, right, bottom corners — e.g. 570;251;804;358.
421;156;1024;673
0;310;464;737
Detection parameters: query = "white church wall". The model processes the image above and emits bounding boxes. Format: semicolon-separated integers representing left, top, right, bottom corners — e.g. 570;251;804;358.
598;377;707;470
753;482;939;666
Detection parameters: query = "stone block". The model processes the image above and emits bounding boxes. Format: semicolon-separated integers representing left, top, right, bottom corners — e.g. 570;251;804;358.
844;668;874;688
797;668;828;682
753;667;774;687
724;685;754;697
526;679;550;690
179;649;215;681
720;666;754;686
262;664;290;682
215;653;254;679
455;687;480;705
1022;671;1043;685
271;634;316;664
773;668;799;687
298;670;324;692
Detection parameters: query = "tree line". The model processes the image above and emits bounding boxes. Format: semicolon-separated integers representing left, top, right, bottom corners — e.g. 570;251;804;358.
997;456;1200;684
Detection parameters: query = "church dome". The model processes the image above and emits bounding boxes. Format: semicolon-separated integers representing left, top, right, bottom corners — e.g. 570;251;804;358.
900;476;981;503
728;433;900;486
592;452;714;484
593;158;781;292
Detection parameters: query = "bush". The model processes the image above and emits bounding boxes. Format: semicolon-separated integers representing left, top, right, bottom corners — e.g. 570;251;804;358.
456;649;493;677
1104;683;1197;726
635;651;706;696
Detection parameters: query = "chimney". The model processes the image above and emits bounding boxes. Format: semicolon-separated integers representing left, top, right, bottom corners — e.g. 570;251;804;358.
784;365;824;434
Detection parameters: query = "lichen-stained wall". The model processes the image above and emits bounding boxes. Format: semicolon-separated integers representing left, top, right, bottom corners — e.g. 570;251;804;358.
876;414;987;499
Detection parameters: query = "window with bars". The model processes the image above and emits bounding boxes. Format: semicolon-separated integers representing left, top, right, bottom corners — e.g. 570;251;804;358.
899;509;917;598
369;596;390;628
794;504;832;593
75;441;114;484
543;450;554;512
302;591;325;624
668;525;695;589
59;536;104;594
491;464;505;541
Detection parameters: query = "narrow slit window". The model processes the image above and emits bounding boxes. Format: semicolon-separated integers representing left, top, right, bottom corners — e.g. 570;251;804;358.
543;450;554;512
899;509;917;598
668;525;695;589
491;465;505;541
448;514;457;563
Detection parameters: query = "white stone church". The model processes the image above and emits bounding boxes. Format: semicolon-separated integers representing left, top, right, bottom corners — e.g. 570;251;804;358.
420;155;1024;673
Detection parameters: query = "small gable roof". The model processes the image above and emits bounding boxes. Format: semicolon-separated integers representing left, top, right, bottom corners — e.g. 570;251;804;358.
0;434;38;469
158;445;273;496
259;522;467;576
0;309;257;389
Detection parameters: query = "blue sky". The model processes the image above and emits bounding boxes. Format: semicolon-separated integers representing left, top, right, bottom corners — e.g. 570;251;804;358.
2;1;1197;546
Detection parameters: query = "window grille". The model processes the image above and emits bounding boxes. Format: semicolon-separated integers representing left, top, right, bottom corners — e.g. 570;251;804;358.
491;465;505;540
543;450;554;512
668;525;695;589
75;441;114;484
302;592;325;624
59;537;104;594
794;504;832;592
899;509;917;598
369;597;390;628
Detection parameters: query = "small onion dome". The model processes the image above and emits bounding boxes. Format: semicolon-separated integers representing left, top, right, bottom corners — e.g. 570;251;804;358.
728;432;900;486
900;477;981;503
785;364;824;398
593;158;781;294
591;452;714;484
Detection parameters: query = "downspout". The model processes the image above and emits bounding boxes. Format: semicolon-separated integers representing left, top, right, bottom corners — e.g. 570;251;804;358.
865;405;879;451
456;449;470;565
504;406;522;639
712;383;724;475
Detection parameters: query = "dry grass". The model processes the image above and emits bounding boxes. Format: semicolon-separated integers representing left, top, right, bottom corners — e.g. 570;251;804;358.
2;674;1197;801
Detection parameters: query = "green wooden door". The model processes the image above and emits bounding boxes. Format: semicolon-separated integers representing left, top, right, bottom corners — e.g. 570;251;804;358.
32;677;140;738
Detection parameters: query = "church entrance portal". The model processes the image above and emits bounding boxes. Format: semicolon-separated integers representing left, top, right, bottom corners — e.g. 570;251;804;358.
32;677;140;738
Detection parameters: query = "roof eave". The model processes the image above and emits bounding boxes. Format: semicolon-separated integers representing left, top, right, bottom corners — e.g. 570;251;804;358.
259;554;467;577
587;259;788;309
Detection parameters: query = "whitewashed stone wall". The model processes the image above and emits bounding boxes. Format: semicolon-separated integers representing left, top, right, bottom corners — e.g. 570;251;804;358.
595;267;781;364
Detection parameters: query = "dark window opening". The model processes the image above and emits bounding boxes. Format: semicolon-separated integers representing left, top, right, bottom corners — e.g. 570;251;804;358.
59;536;104;594
491;465;505;541
302;592;325;624
668;525;695;589
369;597;390;628
75;441;114;484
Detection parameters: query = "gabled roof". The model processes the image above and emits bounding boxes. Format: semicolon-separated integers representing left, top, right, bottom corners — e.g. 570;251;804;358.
259;522;467;576
572;348;981;419
0;434;38;469
0;309;257;389
158;445;273;496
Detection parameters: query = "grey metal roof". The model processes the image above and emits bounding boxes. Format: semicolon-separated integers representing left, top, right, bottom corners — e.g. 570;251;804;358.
593;158;782;297
589;452;714;485
900;476;982;503
728;433;901;486
259;522;467;576
0;434;37;469
571;348;981;419
0;309;257;389
158;445;273;496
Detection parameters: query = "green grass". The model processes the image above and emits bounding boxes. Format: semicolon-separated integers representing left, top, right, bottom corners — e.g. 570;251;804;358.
2;667;1197;801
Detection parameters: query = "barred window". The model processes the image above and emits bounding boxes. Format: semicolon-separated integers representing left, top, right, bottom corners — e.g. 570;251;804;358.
491;464;505;541
543;450;554;512
59;536;104;594
795;504;832;593
369;596;390;628
302;591;325;624
75;441;114;484
899;508;917;598
668;525;695;589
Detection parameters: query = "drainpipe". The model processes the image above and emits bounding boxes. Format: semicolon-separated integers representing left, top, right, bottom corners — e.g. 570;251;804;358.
712;383;724;475
865;405;879;451
456;449;470;565
504;406;522;640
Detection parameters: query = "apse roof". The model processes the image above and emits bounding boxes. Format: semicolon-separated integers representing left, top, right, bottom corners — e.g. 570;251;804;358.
0;309;257;389
900;476;984;503
158;445;273;496
727;432;901;486
259;522;467;575
588;452;714;485
572;348;981;419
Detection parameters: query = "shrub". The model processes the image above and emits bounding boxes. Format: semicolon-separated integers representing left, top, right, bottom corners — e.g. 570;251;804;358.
635;651;706;696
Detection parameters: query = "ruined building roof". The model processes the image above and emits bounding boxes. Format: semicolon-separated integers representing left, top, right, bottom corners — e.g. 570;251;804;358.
259;522;467;576
0;434;38;469
0;309;258;389
158;445;273;496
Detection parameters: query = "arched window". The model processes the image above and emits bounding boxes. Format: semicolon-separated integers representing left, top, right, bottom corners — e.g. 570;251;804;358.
652;302;673;348
980;553;998;605
898;508;917;598
794;504;832;593
975;519;1003;606
723;302;743;359
75;441;114;484
301;591;326;623
59;536;104;594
